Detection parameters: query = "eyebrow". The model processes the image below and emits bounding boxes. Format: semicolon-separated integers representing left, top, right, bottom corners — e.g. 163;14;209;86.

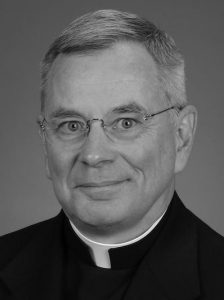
111;102;148;114
48;101;148;119
48;107;84;119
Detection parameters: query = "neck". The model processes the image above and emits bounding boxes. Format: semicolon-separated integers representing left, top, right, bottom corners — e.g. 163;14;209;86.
70;188;173;244
70;211;166;248
69;210;166;268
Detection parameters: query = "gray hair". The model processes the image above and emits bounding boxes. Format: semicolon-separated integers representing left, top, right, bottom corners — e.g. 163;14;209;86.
40;9;187;112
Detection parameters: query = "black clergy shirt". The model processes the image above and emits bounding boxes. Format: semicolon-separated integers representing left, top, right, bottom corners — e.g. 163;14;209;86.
63;200;171;300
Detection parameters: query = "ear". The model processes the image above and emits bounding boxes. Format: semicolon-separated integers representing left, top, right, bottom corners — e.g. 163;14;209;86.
37;115;52;180
174;105;197;174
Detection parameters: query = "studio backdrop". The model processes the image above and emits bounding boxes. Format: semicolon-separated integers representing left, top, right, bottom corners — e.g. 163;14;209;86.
0;0;223;236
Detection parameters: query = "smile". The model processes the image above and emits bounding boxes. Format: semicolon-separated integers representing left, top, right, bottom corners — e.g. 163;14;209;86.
76;180;127;188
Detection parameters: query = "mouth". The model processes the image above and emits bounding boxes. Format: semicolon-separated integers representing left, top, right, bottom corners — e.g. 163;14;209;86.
76;180;128;188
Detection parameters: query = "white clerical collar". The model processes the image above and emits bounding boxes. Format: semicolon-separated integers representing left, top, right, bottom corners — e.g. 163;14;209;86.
69;211;166;269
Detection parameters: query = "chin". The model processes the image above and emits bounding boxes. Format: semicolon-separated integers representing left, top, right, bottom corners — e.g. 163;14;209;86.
66;195;125;228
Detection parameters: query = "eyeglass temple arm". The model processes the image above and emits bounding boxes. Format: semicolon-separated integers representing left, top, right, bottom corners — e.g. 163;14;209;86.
37;118;46;130
144;105;183;120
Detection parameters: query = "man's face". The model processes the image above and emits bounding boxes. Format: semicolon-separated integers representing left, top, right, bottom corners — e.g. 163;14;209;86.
43;42;178;241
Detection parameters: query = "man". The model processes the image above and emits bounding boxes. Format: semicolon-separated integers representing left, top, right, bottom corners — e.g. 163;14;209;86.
0;9;224;300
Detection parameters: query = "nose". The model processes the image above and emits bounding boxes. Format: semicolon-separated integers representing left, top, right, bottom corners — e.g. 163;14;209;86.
79;121;115;167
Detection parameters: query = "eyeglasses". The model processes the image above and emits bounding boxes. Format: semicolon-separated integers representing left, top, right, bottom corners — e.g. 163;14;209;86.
38;105;182;146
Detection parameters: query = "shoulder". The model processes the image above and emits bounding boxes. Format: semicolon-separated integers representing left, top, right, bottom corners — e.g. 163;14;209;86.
185;205;224;295
173;194;224;254
169;194;224;298
0;211;63;269
186;207;224;256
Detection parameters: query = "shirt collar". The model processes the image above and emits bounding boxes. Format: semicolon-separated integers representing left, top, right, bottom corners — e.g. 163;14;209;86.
69;211;166;269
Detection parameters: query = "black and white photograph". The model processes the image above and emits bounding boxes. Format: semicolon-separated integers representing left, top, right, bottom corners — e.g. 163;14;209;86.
1;1;224;299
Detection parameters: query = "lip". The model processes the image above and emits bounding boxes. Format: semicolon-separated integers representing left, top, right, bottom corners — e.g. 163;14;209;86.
76;180;127;188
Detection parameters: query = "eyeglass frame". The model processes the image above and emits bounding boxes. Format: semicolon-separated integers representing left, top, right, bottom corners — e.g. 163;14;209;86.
38;105;183;141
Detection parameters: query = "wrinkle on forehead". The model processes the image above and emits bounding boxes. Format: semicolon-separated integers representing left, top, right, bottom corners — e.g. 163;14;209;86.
51;78;157;90
45;41;163;114
48;41;159;88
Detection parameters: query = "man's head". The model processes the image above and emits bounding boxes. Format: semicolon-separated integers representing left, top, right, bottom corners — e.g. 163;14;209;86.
39;10;197;243
41;9;186;112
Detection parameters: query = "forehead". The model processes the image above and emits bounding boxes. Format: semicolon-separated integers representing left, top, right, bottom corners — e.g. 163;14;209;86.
45;42;162;117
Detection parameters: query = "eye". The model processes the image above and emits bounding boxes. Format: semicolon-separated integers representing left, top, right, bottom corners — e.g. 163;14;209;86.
117;118;137;129
67;121;81;131
58;120;85;133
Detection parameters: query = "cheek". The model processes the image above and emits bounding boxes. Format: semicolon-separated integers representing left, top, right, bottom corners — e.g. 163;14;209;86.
46;145;73;181
120;129;176;184
155;130;177;179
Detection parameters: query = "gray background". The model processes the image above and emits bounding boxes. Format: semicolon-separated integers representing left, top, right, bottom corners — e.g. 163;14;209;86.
1;0;223;236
